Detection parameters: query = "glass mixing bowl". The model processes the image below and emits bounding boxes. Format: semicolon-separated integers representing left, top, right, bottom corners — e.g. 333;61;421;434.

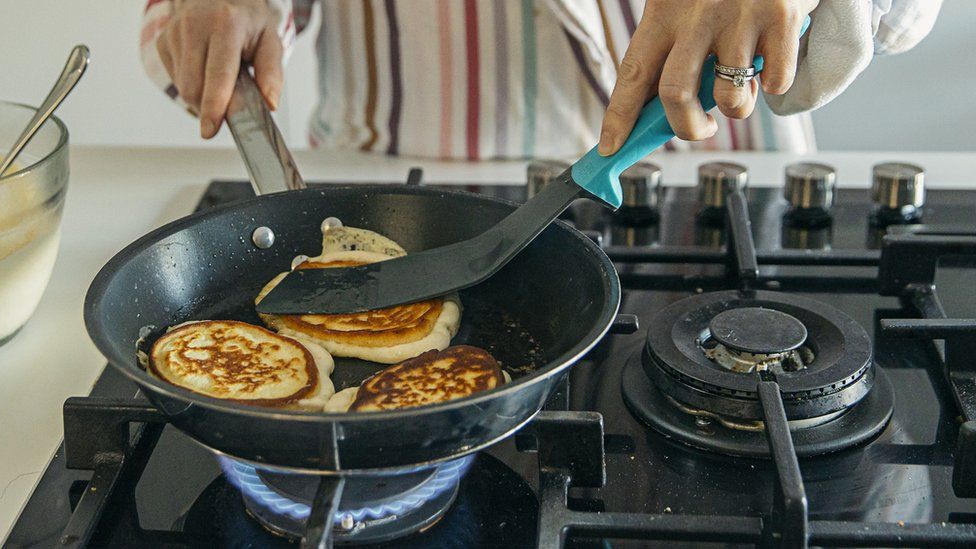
0;101;69;346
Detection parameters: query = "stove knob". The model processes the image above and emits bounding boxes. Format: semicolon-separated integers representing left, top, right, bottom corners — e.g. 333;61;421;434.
619;162;662;208
784;162;835;213
698;161;748;213
872;162;925;221
526;159;569;198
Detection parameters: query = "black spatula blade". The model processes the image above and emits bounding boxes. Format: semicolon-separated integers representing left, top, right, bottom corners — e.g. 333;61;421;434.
256;174;583;314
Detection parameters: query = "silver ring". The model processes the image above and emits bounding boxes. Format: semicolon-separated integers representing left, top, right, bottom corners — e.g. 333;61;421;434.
714;62;757;88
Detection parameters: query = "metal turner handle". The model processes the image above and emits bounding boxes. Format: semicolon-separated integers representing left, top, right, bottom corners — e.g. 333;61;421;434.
225;66;306;195
225;70;341;547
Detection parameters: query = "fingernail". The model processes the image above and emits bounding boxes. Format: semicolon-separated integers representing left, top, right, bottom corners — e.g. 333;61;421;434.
598;130;615;156
264;85;280;111
201;118;216;138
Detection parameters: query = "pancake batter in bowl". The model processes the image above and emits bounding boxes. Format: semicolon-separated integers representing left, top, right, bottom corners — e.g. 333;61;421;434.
0;169;62;343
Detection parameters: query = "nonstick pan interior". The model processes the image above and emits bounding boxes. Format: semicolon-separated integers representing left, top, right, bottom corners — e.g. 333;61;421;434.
86;185;619;470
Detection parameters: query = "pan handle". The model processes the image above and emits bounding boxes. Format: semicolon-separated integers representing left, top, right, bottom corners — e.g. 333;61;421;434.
225;65;307;195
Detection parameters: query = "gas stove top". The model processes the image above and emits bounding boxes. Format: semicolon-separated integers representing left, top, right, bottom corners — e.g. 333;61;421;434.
6;161;976;548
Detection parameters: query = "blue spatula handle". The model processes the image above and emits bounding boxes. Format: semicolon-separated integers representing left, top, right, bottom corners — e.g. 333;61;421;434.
572;17;810;209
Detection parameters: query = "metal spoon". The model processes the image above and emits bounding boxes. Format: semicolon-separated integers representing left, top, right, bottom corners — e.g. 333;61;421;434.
0;45;90;177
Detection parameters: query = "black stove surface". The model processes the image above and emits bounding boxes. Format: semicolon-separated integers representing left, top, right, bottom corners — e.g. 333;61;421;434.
7;177;976;548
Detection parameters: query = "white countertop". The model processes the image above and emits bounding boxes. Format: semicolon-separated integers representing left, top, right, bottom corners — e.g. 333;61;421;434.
2;145;976;539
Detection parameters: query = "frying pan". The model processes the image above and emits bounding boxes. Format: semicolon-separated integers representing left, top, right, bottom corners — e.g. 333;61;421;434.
83;71;621;473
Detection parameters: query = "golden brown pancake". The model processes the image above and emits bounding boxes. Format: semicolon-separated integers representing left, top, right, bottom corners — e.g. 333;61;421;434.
261;259;444;346
257;250;461;364
349;345;505;412
149;320;335;410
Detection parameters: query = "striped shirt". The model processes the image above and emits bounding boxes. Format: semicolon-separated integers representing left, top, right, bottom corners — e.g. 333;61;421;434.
139;1;933;159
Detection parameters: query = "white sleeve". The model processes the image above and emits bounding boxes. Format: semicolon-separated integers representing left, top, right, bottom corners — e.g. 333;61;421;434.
765;0;943;116
872;0;943;55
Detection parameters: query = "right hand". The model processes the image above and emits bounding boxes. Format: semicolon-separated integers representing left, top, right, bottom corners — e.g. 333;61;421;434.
156;0;284;138
598;0;816;154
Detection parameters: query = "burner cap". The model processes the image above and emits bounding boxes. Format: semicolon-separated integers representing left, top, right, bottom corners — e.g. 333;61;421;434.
708;307;807;354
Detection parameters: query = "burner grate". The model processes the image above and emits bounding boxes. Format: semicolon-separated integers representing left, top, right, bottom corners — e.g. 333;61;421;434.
525;410;976;548
875;229;976;497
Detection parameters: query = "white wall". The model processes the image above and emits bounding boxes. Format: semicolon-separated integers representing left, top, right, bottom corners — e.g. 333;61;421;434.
1;0;972;152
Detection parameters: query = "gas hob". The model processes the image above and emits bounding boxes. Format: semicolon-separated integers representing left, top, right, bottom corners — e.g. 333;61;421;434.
6;160;976;548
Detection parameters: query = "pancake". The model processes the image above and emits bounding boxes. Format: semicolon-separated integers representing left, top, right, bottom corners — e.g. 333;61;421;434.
349;345;505;412
149;320;335;410
256;225;461;364
320;225;405;257
324;387;360;413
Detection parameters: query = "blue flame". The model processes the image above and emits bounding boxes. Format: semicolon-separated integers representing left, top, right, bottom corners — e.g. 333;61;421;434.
219;456;474;522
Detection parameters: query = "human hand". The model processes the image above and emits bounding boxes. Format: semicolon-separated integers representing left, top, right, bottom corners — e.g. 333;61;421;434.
598;0;818;154
156;0;283;138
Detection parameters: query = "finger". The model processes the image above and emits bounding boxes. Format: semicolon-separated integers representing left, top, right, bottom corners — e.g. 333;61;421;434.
199;32;245;138
250;27;285;110
598;26;671;156
758;15;804;95
713;30;760;119
174;29;209;111
156;28;177;82
658;37;717;141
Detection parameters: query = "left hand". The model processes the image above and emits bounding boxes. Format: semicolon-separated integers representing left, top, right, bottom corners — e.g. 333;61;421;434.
598;0;819;154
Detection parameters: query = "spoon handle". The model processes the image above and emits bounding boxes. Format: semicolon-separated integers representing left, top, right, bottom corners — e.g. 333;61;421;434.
0;45;90;177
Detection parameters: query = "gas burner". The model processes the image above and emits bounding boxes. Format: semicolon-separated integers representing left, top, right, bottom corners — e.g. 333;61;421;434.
700;307;815;373
219;456;474;544
622;290;895;457
180;454;537;547
622;354;894;457
644;290;875;420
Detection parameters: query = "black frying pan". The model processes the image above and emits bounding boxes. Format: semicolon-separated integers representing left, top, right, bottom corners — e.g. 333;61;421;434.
83;71;620;473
